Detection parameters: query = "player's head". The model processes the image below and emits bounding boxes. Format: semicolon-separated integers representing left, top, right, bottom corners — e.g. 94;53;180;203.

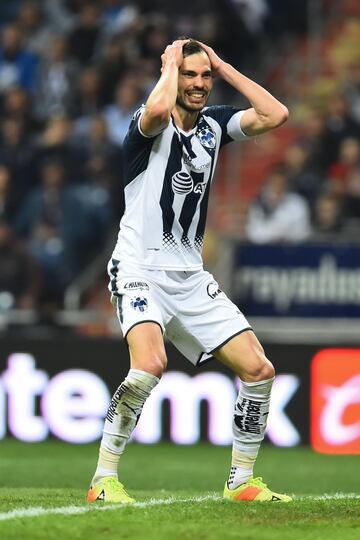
176;38;213;113
182;40;207;59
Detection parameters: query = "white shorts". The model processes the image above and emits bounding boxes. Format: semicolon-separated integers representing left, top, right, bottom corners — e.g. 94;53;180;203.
108;258;252;366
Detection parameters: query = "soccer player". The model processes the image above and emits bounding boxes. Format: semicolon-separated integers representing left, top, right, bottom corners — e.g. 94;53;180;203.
87;39;292;504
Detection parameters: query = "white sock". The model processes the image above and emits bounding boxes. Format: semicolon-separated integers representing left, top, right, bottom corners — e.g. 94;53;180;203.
92;369;159;485
228;377;274;490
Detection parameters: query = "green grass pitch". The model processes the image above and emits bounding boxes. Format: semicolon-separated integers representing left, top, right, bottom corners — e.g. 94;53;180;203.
0;440;359;540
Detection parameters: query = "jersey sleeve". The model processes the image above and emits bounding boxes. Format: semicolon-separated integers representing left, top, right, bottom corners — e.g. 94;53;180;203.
123;106;157;187
203;105;250;147
126;106;152;142
126;105;167;143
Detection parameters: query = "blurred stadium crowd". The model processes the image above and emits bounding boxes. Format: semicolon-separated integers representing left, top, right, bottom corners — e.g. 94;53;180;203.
0;0;359;323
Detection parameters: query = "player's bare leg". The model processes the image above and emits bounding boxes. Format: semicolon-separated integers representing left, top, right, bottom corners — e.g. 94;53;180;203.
215;330;292;502
87;323;166;503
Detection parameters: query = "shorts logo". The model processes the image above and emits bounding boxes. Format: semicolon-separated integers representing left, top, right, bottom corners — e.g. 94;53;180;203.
207;281;222;299
130;296;148;312
197;127;216;149
172;171;193;195
124;282;149;291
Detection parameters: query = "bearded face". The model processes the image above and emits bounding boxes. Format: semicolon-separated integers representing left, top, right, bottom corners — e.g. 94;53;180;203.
176;52;213;113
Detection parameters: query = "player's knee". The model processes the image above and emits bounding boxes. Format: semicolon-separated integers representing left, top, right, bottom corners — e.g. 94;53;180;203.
256;358;275;381
136;353;167;378
244;354;275;382
149;353;167;377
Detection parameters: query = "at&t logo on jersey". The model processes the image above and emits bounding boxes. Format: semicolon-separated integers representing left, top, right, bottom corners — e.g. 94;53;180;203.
172;171;208;196
194;182;207;194
130;296;148;312
197;127;216;148
172;171;193;194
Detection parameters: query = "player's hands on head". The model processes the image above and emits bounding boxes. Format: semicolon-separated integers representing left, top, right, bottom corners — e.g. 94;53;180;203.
161;39;189;71
197;42;224;75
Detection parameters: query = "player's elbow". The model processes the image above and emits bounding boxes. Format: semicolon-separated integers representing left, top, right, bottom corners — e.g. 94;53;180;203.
146;102;171;125
141;103;171;136
256;105;289;134
271;104;289;128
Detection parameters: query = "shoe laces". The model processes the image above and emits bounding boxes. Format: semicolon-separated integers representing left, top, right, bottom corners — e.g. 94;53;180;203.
104;477;131;496
249;477;268;490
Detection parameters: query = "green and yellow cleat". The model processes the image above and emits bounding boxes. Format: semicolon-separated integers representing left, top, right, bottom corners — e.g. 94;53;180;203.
87;477;135;504
224;477;292;502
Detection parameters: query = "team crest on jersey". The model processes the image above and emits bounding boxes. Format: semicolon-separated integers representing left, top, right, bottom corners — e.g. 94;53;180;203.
172;171;194;194
196;127;216;149
130;296;148;312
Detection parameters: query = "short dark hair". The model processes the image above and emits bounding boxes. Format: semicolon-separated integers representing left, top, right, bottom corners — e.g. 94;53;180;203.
177;38;206;58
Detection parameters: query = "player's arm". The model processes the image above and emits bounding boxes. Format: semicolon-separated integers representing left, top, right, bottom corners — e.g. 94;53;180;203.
140;40;188;137
199;42;289;136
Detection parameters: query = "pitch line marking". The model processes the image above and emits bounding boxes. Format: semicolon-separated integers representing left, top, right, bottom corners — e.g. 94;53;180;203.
298;493;360;501
0;494;220;522
0;493;359;522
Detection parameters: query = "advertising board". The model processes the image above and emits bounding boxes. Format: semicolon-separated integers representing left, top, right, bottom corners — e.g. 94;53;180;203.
0;339;359;453
311;348;360;454
233;243;360;317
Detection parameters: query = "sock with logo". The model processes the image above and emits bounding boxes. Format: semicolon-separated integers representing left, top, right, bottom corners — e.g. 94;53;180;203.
91;369;159;486
227;377;274;489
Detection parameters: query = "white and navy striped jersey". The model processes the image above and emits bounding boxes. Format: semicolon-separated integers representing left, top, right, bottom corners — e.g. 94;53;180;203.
112;105;249;270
